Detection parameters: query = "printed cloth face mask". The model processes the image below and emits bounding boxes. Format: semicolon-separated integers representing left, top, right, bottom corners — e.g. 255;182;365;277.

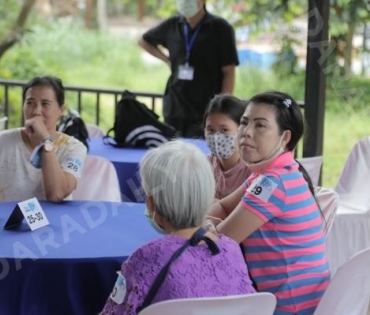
176;0;200;18
205;133;238;159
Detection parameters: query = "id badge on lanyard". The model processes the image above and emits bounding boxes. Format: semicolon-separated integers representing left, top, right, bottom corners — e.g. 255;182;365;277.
178;63;194;80
177;23;201;81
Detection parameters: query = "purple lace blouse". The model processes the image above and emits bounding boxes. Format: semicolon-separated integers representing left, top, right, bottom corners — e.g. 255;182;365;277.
102;234;256;314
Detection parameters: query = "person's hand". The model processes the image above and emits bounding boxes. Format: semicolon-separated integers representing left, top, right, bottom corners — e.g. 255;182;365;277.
203;215;223;234
203;220;218;234
24;116;50;142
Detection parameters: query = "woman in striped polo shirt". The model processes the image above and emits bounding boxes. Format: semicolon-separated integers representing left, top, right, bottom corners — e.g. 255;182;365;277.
207;91;330;315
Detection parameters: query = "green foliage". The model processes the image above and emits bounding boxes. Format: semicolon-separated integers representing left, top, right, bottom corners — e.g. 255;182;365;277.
209;0;369;74
323;109;370;186
271;31;300;76
0;18;171;130
107;0;176;18
329;0;369;36
326;73;370;113
0;43;45;79
235;65;305;100
0;0;38;43
0;0;21;36
1;17;169;83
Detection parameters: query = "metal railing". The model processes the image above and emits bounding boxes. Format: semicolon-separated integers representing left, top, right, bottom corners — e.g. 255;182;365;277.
0;79;163;129
0;78;307;157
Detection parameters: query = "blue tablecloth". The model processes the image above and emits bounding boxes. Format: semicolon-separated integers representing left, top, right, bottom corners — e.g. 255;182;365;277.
0;201;159;315
88;138;210;202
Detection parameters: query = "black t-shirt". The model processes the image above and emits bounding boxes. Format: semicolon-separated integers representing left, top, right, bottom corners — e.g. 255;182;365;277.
143;12;239;121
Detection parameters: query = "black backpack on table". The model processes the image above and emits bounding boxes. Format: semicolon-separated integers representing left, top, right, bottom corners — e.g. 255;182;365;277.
104;90;177;148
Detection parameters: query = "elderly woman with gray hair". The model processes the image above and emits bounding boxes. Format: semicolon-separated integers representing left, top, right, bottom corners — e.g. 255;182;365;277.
101;140;255;315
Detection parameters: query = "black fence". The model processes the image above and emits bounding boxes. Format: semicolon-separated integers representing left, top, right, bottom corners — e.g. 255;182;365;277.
0;78;309;158
0;79;163;129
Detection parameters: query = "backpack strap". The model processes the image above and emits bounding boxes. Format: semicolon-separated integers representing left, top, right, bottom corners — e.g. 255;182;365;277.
103;128;126;147
106;127;115;138
103;128;115;146
57;115;73;132
136;227;220;313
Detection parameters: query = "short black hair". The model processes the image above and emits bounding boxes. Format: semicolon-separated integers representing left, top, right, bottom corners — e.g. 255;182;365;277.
22;75;65;107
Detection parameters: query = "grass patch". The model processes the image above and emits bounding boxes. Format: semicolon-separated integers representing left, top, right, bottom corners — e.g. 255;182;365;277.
323;110;370;187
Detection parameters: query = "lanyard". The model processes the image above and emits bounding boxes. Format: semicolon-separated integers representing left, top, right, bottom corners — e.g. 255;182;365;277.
183;23;202;62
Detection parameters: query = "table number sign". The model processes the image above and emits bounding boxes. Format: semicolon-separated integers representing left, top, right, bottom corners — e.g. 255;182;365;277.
3;197;49;230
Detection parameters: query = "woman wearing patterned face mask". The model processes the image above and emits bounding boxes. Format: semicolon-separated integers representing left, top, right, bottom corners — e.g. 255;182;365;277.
206;91;330;315
204;94;251;199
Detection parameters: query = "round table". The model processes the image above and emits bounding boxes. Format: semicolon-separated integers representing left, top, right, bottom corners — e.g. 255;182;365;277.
88;138;210;202
0;200;159;315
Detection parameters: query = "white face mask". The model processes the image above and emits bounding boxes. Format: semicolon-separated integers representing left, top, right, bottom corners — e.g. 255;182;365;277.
243;131;286;171
205;133;238;159
176;0;200;18
144;206;166;234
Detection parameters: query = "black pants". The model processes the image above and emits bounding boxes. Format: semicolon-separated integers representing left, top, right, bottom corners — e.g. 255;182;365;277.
165;118;204;139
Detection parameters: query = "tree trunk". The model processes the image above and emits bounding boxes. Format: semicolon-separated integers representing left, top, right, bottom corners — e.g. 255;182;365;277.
0;0;37;60
344;21;355;76
85;0;94;29
138;0;146;21
97;0;107;31
343;1;359;76
362;23;369;75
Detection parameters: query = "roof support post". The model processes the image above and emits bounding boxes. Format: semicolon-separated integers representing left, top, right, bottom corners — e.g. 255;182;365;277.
303;0;330;158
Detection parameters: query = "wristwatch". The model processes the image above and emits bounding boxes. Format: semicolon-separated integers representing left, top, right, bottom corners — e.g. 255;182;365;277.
42;137;55;152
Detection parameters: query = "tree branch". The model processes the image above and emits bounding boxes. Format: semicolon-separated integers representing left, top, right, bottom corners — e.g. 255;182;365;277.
0;0;37;59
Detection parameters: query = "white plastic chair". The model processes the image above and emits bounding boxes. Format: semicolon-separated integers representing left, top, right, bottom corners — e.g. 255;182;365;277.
297;156;323;186
72;155;121;202
314;187;339;237
313;247;370;315
325;137;370;274
335;137;370;210
86;123;105;138
138;292;277;315
0;116;8;131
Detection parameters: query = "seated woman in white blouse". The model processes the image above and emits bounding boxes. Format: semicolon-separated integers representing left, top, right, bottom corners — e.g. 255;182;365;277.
0;75;87;202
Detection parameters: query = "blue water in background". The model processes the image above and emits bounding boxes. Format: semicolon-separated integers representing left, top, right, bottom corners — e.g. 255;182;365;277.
237;48;277;70
235;25;277;70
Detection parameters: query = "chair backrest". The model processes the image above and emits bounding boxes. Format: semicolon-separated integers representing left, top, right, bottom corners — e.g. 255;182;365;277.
297;156;323;186
313;246;370;315
0;116;8;131
334;137;370;211
86;123;105;138
314;187;339;237
72;155;121;202
138;292;277;315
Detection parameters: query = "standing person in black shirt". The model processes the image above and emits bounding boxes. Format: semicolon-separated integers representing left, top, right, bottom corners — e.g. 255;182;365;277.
138;0;239;138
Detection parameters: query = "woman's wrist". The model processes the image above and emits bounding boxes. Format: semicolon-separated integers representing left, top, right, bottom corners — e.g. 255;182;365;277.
203;214;223;234
203;220;218;234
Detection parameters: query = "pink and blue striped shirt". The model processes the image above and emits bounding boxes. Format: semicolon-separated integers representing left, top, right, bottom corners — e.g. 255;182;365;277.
241;151;330;315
